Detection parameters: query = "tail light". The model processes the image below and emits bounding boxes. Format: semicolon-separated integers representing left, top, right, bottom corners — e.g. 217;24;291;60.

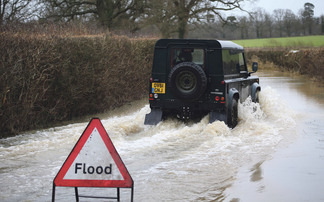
215;96;225;103
149;94;154;100
221;96;225;104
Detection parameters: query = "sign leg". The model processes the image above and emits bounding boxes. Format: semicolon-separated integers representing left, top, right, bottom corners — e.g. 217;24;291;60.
131;185;134;202
52;183;56;202
74;187;79;202
117;188;120;201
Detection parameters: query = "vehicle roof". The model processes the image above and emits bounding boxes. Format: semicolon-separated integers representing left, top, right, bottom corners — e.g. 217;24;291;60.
155;39;243;50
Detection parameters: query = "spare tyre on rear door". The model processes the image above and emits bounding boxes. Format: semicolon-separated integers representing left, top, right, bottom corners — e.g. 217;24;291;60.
168;62;207;101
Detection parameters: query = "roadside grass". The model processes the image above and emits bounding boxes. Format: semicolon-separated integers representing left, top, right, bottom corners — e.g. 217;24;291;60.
233;35;324;48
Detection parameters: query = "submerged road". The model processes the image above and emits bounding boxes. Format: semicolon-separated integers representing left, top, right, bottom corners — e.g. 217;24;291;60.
225;71;324;202
1;70;324;201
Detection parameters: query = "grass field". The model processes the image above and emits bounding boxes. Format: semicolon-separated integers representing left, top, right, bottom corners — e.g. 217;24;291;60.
233;35;324;48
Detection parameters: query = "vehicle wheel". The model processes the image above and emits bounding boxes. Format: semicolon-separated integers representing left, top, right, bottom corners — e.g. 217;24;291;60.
228;99;238;128
168;62;207;100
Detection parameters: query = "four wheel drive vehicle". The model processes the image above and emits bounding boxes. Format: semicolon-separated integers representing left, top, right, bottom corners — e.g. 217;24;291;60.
144;39;261;128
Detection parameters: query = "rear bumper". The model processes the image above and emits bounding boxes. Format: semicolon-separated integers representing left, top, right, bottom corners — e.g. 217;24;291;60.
149;99;226;119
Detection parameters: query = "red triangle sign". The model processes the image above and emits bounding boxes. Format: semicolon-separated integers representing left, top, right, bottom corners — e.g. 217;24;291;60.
54;118;133;188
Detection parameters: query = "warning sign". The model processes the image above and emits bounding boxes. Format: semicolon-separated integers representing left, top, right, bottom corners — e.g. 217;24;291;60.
53;118;133;188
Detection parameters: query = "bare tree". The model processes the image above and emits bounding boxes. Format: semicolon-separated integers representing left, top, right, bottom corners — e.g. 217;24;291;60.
223;16;238;39
321;15;324;34
146;0;250;39
237;16;250;39
301;2;315;35
144;0;178;38
0;0;32;25
283;9;296;36
264;12;273;37
250;8;266;38
273;9;285;37
178;0;250;38
41;0;145;30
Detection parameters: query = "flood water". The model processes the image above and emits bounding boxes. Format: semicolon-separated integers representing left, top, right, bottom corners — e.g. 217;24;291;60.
1;70;324;202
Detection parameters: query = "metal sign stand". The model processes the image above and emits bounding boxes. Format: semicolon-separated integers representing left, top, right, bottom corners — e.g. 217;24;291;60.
52;183;134;202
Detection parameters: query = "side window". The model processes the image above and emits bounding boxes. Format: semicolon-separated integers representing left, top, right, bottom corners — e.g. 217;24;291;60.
238;53;246;72
222;50;245;75
171;48;204;67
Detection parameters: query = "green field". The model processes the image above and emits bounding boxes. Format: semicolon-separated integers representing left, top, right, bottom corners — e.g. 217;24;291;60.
233;35;324;48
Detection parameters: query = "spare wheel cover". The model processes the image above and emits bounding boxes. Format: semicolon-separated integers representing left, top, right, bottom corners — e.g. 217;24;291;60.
168;62;207;100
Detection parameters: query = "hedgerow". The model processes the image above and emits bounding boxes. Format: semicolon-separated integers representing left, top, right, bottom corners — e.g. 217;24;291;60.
0;33;155;137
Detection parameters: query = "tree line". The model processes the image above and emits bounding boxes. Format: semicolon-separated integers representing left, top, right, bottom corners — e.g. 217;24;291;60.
1;0;323;39
191;2;324;39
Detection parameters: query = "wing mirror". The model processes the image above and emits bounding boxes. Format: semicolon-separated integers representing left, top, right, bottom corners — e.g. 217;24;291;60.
252;62;258;72
248;62;258;76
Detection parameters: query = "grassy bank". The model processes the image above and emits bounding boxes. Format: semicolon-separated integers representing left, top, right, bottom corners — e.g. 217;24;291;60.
234;35;324;48
0;33;155;138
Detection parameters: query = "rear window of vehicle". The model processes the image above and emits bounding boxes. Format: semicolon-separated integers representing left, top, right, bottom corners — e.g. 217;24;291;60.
171;48;205;67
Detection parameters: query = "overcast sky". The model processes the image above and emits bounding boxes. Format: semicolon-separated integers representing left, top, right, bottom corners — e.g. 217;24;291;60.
228;0;324;17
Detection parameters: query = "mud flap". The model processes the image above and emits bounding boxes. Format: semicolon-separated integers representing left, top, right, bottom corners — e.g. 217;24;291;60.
209;111;227;124
144;109;163;125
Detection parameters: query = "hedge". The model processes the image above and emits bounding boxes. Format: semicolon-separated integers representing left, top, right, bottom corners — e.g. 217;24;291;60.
0;33;155;137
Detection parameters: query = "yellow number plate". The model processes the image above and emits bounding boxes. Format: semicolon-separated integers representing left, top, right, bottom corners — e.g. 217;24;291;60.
152;83;165;94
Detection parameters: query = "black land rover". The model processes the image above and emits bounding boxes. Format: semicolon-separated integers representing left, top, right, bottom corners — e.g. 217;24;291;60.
144;39;260;128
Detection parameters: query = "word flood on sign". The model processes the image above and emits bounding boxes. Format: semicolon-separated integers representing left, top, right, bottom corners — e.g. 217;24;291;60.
52;118;133;202
75;163;112;175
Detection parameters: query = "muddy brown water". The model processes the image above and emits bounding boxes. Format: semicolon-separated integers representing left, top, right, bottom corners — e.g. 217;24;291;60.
1;70;323;201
